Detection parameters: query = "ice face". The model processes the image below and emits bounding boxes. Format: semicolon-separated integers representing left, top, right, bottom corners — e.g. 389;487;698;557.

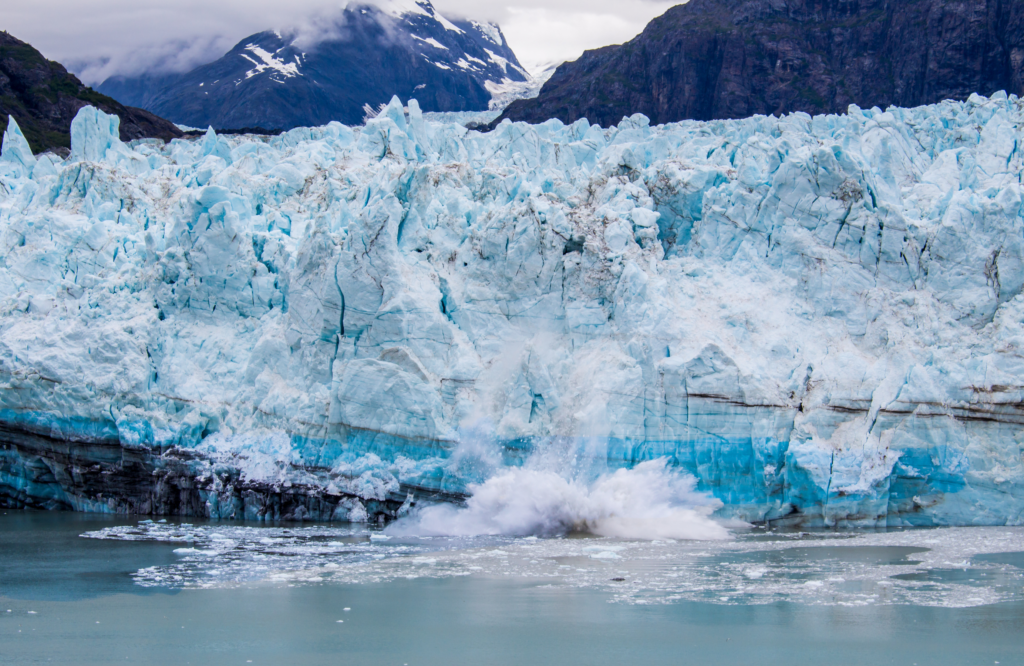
2;94;1024;526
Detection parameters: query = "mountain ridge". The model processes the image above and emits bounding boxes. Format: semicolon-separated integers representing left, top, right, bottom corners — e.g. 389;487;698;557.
0;31;182;154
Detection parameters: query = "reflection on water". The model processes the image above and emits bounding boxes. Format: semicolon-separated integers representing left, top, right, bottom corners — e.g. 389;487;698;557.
0;512;180;601
1;511;1023;666
974;551;1024;569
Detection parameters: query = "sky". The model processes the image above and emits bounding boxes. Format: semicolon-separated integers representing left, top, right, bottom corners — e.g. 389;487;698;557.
2;0;680;84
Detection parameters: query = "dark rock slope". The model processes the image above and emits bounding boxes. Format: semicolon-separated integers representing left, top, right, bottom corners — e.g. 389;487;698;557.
499;0;1024;127
0;31;182;154
98;0;529;130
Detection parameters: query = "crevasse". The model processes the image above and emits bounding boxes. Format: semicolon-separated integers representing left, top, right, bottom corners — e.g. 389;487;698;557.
1;95;1023;527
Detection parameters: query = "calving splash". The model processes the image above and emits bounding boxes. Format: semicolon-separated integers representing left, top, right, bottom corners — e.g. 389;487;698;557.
391;460;730;540
186;428;734;539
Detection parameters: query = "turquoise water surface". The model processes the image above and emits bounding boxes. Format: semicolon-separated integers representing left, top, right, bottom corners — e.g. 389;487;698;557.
1;512;1022;666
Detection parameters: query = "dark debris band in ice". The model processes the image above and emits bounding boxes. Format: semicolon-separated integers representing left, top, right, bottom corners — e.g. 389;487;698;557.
83;523;1024;607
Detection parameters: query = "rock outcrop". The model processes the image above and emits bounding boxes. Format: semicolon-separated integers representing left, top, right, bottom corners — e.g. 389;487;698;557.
499;0;1024;127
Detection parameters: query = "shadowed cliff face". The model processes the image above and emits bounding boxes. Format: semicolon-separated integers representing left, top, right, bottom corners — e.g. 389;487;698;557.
0;32;182;154
499;0;1024;127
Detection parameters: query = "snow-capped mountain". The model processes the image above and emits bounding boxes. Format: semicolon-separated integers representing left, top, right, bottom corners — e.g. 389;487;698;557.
97;0;530;130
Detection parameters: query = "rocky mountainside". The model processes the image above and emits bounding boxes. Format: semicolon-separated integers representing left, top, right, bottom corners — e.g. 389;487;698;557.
98;0;530;130
499;0;1024;127
0;32;182;154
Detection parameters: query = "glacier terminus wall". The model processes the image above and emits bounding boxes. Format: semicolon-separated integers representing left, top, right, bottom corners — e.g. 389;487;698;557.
1;94;1023;527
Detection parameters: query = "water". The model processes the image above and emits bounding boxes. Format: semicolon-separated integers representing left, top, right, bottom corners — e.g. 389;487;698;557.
2;511;1023;665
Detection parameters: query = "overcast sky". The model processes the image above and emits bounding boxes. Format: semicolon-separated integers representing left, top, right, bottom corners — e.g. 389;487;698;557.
3;0;680;84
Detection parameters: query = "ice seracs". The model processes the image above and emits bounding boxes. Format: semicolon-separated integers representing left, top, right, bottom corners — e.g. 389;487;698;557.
0;118;36;176
1;93;1024;527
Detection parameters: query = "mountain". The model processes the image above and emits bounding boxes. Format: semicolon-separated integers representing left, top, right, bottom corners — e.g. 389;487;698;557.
0;31;182;154
3;96;1024;526
97;0;530;130
94;72;182;111
498;0;1024;127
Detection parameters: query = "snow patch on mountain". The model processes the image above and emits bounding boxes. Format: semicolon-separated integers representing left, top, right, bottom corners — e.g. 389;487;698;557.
376;0;463;33
470;21;504;46
241;45;301;81
412;35;447;50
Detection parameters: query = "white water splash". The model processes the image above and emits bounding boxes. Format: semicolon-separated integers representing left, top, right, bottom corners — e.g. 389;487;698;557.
389;459;731;540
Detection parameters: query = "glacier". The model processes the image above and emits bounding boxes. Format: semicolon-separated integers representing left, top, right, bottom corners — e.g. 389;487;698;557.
1;93;1023;527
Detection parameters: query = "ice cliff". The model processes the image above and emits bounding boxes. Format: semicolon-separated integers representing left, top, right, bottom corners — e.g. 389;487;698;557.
1;95;1023;527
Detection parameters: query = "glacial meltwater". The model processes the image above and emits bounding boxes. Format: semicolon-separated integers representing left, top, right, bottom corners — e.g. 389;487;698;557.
1;511;1022;665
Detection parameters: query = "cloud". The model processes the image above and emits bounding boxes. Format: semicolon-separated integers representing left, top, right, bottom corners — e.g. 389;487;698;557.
70;36;234;84
4;0;342;82
496;2;678;74
2;0;681;83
